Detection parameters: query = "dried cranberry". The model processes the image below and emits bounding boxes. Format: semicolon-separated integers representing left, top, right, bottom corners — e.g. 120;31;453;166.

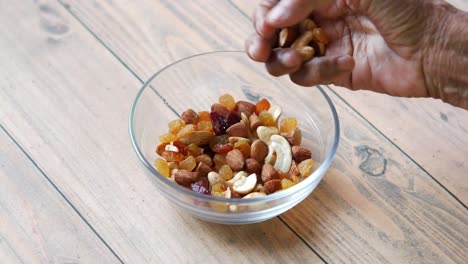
210;111;225;135
191;179;209;195
225;111;241;128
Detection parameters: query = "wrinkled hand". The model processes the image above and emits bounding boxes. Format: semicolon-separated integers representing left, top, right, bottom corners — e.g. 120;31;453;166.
246;0;437;97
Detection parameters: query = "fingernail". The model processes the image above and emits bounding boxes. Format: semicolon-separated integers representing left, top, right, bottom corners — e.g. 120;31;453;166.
337;55;355;71
281;50;301;68
266;7;282;24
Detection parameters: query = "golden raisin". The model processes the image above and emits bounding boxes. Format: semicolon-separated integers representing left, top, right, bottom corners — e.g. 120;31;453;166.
186;143;203;157
155;143;168;156
258;111;276;126
159;133;177;144
298;159;314;178
255;98;271;115
168;119;185;134
281;178;295;190
213;154;227;168
211;182;228;194
219;94;236;110
196;120;213;132
218;165;233;181
291;175;301;184
179;156;197;171
198;111;211;122
154;158;170;177
280;117;298;133
234;140;250;159
176;124;195;139
161;151;185;162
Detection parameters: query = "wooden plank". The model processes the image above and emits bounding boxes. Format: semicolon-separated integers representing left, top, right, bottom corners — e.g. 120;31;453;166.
0;0;322;263
0;128;120;263
229;0;468;203
59;0;468;262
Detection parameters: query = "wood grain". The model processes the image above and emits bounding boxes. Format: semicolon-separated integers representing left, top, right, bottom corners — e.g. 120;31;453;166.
0;127;120;263
230;0;468;204
59;0;468;262
0;0;322;263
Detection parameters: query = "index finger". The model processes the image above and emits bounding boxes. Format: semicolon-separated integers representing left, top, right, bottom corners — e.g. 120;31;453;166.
254;0;280;39
265;0;331;27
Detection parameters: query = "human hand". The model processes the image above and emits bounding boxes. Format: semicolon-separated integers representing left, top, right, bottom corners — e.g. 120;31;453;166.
246;0;441;98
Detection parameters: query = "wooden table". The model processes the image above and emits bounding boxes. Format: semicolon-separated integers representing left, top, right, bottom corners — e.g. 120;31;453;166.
1;0;467;263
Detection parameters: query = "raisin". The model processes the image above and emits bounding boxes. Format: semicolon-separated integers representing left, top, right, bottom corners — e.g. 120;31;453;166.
234;140;250;159
154;158;170;177
159;133;177;144
298;159;314;178
258;111;276;126
219;94;236;110
196;120;213;132
161;150;185;162
225;111;241;128
197;111;211;122
218;165;233;181
209;135;232;154
280;117;298;133
281;178;295;190
168;119;185;134
156;143;168;156
255;98;271;115
186;143;203;157
172;141;187;156
210;111;225;135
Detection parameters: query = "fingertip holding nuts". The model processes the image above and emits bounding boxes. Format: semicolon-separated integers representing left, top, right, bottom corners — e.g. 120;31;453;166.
276;17;328;63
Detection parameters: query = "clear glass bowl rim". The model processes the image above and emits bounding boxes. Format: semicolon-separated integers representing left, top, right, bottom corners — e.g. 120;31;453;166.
129;51;340;205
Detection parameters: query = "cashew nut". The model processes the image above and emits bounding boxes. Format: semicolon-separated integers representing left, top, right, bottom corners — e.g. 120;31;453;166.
264;143;277;165
269;135;292;173
226;171;247;187
208;171;224;187
232;173;257;194
291;30;314;49
164;144;179;152
257;126;279;144
268;105;282;123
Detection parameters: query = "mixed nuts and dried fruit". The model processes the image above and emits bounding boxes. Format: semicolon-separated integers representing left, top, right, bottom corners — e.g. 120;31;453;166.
277;17;329;62
154;94;315;201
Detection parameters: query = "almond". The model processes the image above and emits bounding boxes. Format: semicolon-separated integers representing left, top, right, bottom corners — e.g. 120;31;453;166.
292;146;312;163
235;101;256;117
250;139;268;162
181;109;199;124
281;127;302;146
195;162;213;177
226;122;249;138
245;158;262;174
174;170;199;186
178;131;214;146
288;161;301;178
249;113;262;131
261;164;279;183
264;179;282;194
225;149;245;171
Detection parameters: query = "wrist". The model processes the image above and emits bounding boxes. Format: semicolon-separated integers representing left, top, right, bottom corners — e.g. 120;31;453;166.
422;1;468;109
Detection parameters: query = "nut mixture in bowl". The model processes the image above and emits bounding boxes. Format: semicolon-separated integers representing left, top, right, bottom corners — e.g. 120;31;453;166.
155;94;315;200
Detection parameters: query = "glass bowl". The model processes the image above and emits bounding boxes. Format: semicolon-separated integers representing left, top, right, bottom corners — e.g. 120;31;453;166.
129;51;339;224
